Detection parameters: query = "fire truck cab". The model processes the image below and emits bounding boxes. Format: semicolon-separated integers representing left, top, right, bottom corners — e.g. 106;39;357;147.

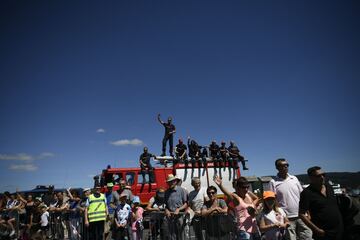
97;157;242;204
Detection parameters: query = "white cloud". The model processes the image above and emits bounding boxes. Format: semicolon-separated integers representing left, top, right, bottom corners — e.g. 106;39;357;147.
1;152;55;172
0;152;55;161
96;128;106;133
9;164;38;171
110;138;143;146
0;153;33;161
38;152;55;159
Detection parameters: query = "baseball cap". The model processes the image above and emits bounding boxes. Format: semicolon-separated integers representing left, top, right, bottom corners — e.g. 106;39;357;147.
132;196;140;204
263;191;276;200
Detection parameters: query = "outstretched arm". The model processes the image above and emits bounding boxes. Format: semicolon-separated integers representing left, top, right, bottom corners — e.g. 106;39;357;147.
67;188;74;200
16;192;27;204
157;114;164;125
214;175;240;205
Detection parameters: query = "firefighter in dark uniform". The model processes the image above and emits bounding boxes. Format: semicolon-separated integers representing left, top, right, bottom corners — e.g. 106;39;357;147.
199;145;208;168
175;139;187;165
140;147;156;183
158;114;176;156
219;141;229;167
209;140;220;167
228;141;248;170
188;136;202;168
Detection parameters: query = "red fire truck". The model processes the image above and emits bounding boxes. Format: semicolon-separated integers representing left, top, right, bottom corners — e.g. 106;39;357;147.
97;157;242;204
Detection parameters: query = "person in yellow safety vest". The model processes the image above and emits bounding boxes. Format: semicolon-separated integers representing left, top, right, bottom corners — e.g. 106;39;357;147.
85;185;109;240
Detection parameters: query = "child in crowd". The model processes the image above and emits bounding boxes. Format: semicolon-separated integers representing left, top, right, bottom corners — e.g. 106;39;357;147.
39;204;49;240
131;196;144;240
114;192;131;240
258;191;290;240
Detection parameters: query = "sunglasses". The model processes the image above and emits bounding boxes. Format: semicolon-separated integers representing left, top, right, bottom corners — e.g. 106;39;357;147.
312;173;326;178
207;191;216;195
278;163;289;168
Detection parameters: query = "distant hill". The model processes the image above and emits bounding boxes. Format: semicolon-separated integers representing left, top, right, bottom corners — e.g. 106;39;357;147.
295;172;360;189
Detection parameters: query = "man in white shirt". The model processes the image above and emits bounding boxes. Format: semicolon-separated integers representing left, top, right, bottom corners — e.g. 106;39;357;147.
269;158;312;240
187;177;208;240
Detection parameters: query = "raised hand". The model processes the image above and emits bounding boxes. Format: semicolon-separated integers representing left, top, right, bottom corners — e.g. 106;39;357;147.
213;175;222;186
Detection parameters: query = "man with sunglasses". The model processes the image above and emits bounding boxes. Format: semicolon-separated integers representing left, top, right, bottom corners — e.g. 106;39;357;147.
269;158;312;240
299;166;343;240
201;186;229;239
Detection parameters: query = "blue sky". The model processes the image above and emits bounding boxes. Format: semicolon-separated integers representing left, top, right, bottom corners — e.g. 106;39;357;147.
1;0;359;192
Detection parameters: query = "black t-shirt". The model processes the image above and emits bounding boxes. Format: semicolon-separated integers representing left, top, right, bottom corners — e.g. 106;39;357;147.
162;122;175;136
219;146;227;157
139;153;154;165
175;143;187;155
228;146;239;155
299;184;343;238
209;143;220;157
188;142;200;158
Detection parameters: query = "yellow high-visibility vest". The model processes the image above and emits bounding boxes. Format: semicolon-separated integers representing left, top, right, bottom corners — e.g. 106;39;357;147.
88;193;106;222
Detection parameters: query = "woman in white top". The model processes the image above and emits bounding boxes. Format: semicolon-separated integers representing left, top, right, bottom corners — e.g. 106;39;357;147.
259;191;290;240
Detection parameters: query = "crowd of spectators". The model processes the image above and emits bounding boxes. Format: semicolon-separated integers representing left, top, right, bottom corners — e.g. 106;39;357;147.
1;158;358;240
0;185;94;240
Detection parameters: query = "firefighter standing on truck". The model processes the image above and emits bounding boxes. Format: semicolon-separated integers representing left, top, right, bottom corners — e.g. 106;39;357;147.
158;113;176;156
85;185;109;240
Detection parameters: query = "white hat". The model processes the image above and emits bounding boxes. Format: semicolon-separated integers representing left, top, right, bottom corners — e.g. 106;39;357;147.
166;174;179;182
119;192;128;198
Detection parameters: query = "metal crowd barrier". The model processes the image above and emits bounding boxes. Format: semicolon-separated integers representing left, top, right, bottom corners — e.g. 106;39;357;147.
1;208;238;240
0;209;87;240
47;211;86;240
142;211;236;240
